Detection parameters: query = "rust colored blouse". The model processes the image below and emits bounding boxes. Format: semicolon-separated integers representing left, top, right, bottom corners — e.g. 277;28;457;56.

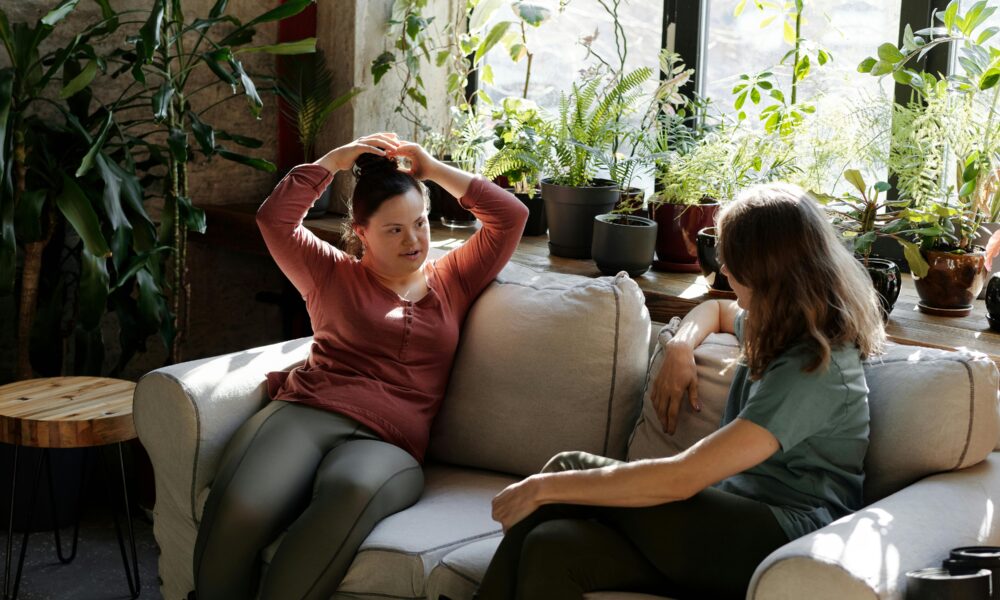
256;164;528;461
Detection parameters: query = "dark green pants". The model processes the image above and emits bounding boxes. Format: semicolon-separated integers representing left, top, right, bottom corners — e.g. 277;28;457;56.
193;401;424;600
475;451;788;600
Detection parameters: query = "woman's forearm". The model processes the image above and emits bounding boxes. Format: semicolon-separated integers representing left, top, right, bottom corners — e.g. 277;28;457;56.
669;300;736;350
425;160;475;200
534;459;695;508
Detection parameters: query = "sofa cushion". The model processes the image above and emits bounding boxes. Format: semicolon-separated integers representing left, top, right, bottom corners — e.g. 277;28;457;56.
628;320;738;461
260;465;514;599
429;266;651;476
626;331;1000;505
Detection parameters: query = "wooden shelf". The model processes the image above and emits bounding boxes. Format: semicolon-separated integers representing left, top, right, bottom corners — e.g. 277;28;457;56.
195;204;1000;365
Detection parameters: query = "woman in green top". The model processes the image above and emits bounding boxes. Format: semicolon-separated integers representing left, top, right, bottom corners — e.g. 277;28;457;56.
475;182;887;600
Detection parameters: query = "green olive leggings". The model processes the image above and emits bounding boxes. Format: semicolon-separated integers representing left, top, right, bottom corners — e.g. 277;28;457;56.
475;451;789;600
193;401;424;600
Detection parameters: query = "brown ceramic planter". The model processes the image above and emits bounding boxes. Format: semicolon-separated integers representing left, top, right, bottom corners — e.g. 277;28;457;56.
651;200;719;273
913;250;988;317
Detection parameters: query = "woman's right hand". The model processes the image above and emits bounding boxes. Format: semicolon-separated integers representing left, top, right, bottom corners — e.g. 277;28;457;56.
314;132;402;173
650;339;701;435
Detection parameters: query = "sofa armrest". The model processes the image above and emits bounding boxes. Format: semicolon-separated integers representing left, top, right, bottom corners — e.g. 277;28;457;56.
750;452;1000;600
134;337;313;524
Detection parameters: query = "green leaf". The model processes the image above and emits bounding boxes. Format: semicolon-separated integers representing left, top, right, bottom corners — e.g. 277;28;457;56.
515;3;550;26
407;87;427;109
187;111;216;155
844;169;866;195
152;82;174;122
877;42;904;63
59;57;97;99
470;0;504;32
167;128;188;163
874;181;891;193
482;63;494;85
202;52;237;86
475;21;512;64
55;174;111;258
76;110;113;177
958;179;976;197
508;43;527;62
943;1;959;31
41;0;80;26
236;37;316;55
78;247;110;330
981;68;1000;90
734;91;747;110
209;0;229;18
243;0;312;29
231;60;263;118
372;51;394;84
138;0;164;63
978;26;999;45
857;57;877;73
93;154;129;233
215;129;263;148
135;268;163;333
783;21;795;44
217;148;276;172
734;0;748;16
900;240;929;278
871;60;893;76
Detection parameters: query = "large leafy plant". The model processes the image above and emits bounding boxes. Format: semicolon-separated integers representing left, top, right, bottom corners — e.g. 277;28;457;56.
110;0;316;363
859;0;1000;274
0;0;169;380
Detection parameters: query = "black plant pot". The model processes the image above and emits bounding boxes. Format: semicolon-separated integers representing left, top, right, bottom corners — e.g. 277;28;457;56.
906;566;991;600
986;275;1000;330
695;227;735;298
860;257;901;321
428;181;476;228
542;178;619;259
305;183;333;219
944;547;1000;600
591;214;657;277
509;188;546;236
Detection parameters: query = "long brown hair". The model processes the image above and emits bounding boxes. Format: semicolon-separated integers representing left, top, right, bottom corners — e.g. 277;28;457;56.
718;182;885;379
341;153;427;257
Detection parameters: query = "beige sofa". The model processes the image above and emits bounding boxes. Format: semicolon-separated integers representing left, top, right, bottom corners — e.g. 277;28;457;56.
134;262;1000;600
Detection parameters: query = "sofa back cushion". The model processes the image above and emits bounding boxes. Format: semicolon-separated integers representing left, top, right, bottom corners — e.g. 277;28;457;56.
429;265;650;476
628;324;1000;505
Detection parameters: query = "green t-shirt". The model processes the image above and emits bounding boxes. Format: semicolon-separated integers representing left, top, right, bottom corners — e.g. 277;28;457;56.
714;312;870;540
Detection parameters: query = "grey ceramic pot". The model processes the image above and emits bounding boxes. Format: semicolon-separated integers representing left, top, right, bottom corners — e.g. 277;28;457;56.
542;178;619;259
591;214;658;277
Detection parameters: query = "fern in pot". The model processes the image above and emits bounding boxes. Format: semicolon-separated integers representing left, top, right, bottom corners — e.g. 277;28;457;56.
483;97;549;235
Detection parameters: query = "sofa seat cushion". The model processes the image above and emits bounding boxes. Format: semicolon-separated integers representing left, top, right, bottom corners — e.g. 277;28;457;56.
258;465;514;599
430;264;651;476
627;324;1000;505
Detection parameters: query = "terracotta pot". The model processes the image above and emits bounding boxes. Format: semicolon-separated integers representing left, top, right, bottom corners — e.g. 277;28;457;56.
913;250;988;317
651;201;719;273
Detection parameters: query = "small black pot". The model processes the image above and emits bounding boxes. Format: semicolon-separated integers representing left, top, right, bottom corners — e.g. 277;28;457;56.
591;214;657;277
695;227;735;298
509;188;546;236
944;546;1000;600
428;180;476;228
906;566;992;600
860;257;901;322
987;275;1000;331
542;178;619;259
305;183;333;219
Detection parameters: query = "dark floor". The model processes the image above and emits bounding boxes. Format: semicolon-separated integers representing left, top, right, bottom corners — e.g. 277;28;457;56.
9;506;161;600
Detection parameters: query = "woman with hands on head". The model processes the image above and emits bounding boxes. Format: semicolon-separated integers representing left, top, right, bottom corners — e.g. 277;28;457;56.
192;133;528;600
476;182;886;600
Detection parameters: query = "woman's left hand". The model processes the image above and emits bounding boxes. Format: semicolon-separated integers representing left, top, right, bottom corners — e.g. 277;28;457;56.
390;141;438;181
492;475;544;532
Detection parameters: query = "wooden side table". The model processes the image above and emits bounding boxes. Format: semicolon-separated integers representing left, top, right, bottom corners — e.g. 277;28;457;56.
0;377;140;599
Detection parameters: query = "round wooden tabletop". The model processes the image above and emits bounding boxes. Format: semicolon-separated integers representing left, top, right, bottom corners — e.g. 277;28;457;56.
0;377;136;448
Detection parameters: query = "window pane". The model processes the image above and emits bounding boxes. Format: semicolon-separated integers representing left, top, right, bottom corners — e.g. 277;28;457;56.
480;1;664;113
701;1;901;193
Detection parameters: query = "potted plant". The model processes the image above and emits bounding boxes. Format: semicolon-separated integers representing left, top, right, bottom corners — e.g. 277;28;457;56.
858;0;1000;315
425;107;493;228
816;170;905;319
274;50;361;218
483;97;549;235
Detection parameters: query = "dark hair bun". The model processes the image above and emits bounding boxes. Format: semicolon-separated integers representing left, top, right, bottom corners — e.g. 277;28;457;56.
353;153;399;179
